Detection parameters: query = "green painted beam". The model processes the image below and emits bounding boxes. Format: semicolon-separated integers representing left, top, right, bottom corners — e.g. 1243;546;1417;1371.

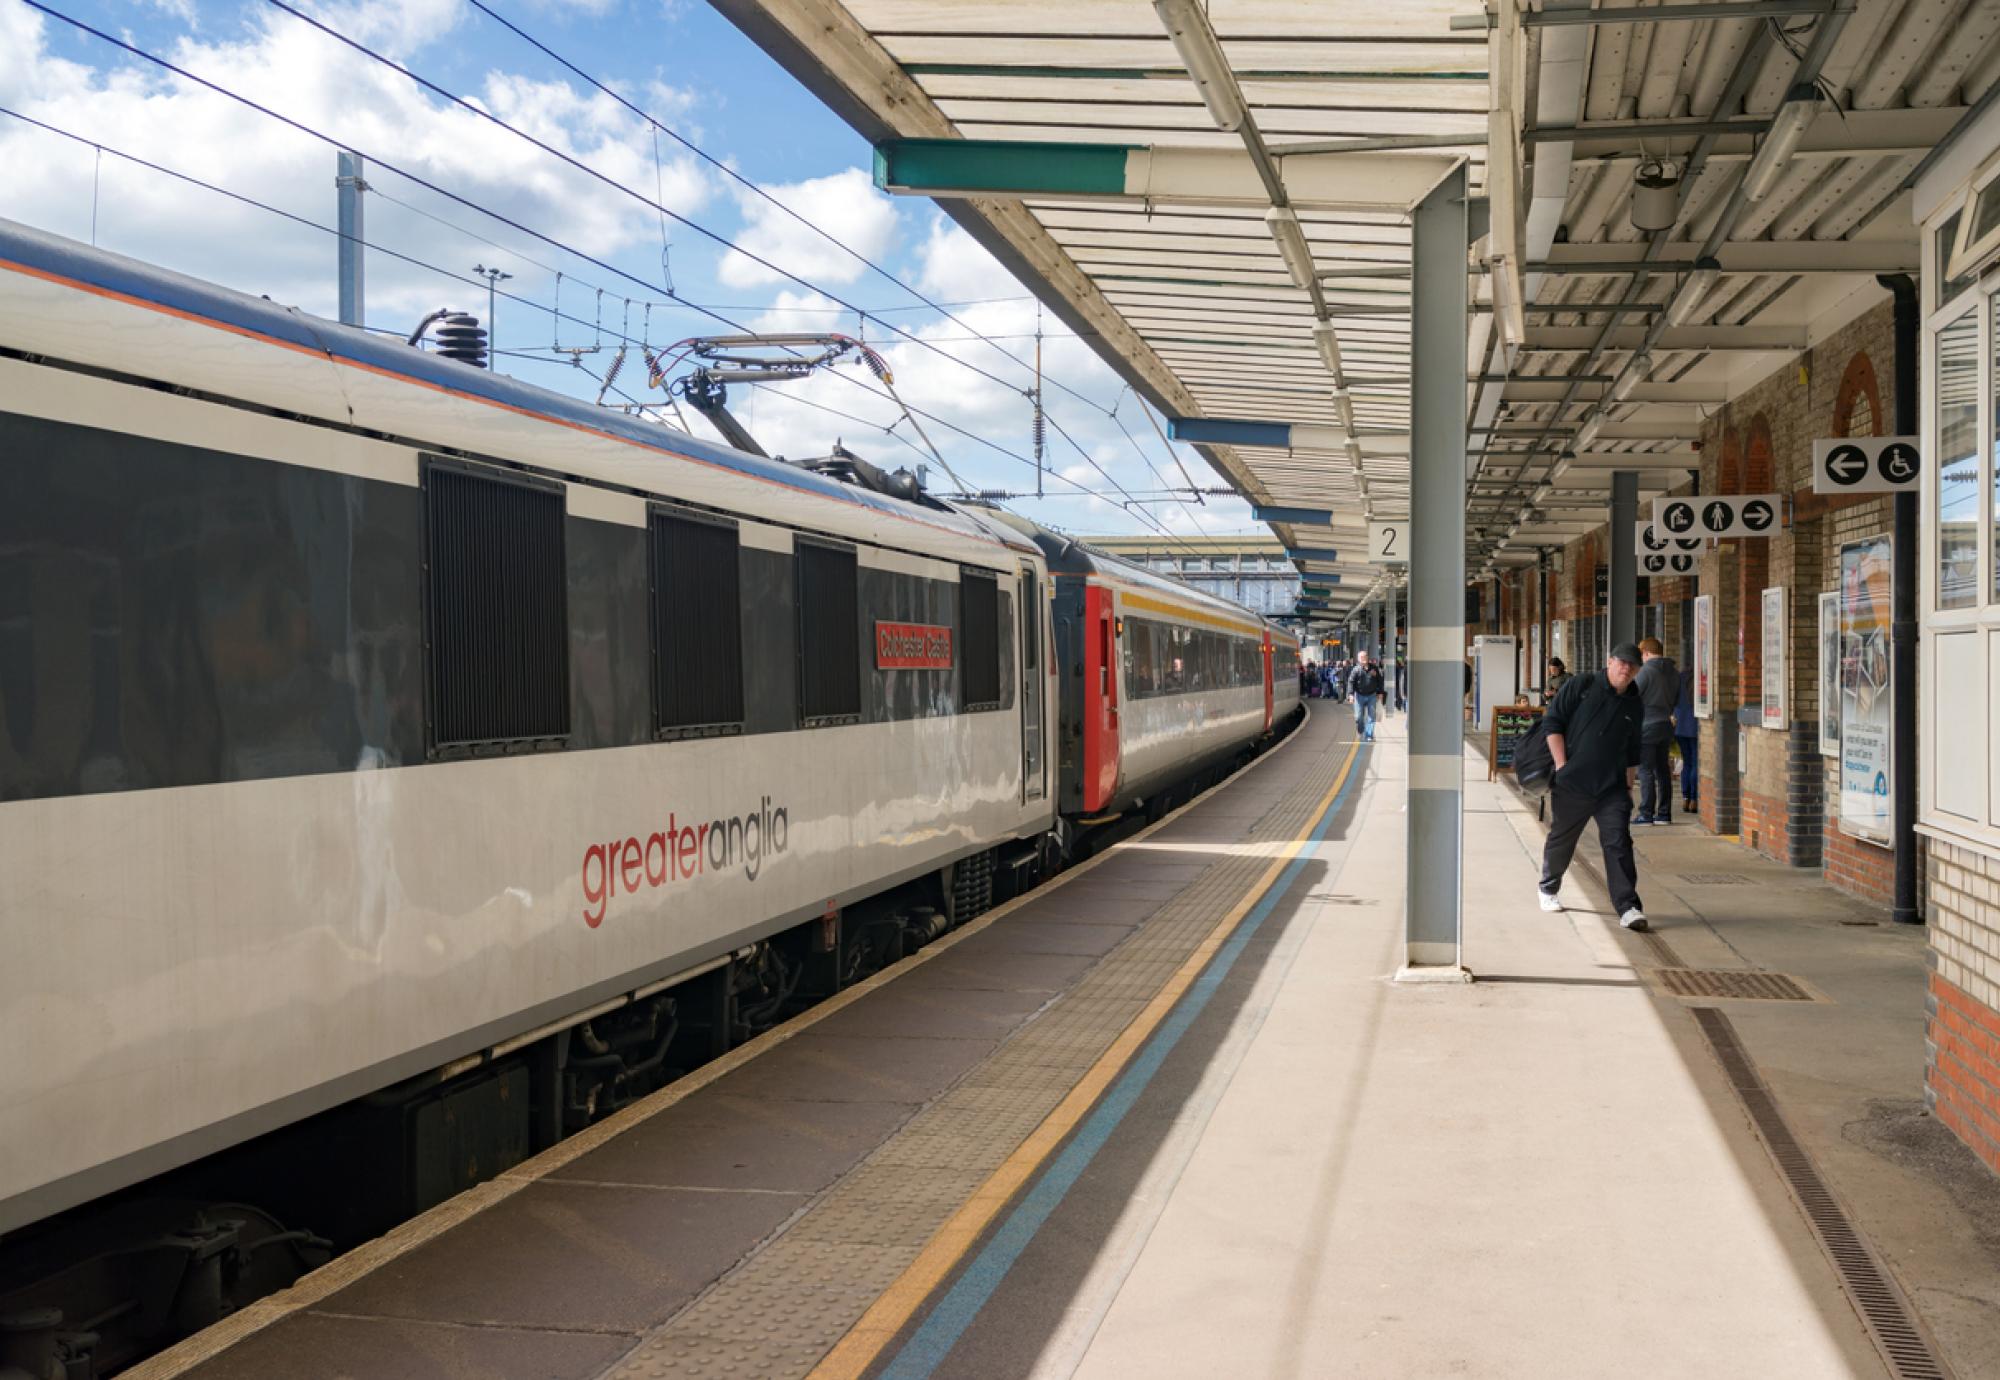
874;138;1136;198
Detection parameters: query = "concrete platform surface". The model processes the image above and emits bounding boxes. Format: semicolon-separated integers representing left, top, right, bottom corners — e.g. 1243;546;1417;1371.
1033;720;1892;1380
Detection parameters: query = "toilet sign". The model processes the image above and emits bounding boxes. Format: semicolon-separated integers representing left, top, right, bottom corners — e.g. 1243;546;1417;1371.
1654;494;1782;540
1632;519;1704;559
1812;436;1921;494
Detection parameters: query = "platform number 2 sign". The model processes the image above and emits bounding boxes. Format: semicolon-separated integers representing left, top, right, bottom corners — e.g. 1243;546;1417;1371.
1368;521;1405;564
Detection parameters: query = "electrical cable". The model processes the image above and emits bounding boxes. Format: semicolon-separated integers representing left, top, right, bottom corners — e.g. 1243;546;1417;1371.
14;6;1193;544
461;0;1115;414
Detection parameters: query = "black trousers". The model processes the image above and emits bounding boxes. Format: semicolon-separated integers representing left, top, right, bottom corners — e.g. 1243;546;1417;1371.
1636;727;1674;818
1541;779;1641;914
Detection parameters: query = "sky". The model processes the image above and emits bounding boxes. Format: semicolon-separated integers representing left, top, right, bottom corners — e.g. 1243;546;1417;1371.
0;0;1261;539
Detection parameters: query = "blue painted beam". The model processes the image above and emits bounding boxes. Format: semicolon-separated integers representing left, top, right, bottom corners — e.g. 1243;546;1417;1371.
1252;504;1335;526
1286;547;1341;561
1168;416;1294;448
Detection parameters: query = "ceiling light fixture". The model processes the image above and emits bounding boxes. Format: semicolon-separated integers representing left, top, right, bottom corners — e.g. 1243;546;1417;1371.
1665;257;1721;327
1314;319;1345;378
1741;84;1818;202
1609;351;1653;402
1155;0;1247;133
1268;207;1317;292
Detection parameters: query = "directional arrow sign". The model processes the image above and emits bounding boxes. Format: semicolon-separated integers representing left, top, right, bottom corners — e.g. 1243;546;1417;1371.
1812;435;1921;494
1653;493;1784;540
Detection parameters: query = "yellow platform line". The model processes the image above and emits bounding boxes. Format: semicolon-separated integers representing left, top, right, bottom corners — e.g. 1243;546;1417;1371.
809;736;1362;1379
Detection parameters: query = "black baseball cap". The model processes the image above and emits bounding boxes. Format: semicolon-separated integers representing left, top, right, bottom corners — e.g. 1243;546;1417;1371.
1609;642;1644;667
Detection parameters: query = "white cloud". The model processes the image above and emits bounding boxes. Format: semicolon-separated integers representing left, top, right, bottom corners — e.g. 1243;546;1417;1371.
716;167;897;289
912;214;1022;305
0;0;709;329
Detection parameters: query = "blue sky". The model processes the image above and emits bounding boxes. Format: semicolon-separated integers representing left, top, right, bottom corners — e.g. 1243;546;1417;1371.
0;0;1259;538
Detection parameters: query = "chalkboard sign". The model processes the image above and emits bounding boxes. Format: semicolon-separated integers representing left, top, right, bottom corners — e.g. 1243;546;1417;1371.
1489;707;1542;780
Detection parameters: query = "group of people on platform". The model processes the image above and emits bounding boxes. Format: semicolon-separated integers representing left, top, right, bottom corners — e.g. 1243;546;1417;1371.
1298;653;1393;743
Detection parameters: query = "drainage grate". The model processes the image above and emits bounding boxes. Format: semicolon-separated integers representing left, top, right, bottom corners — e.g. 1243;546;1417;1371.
1678;872;1751;885
1690;1007;1951;1379
1658;968;1816;1001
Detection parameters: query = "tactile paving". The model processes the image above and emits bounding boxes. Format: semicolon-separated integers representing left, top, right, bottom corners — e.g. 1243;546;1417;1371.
603;720;1348;1380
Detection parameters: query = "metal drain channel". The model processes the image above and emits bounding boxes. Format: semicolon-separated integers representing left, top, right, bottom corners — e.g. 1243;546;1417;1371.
1658;968;1816;1001
1689;1007;1951;1380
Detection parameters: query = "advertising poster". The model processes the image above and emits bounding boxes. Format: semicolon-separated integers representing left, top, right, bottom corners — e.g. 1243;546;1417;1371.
1817;592;1840;757
1761;587;1786;730
1692;595;1714;720
1839;537;1893;844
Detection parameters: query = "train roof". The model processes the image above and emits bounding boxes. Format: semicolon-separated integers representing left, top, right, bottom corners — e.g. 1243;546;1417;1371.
0;218;1034;564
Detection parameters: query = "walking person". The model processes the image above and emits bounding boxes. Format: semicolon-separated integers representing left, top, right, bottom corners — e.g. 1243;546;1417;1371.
1537;644;1648;931
1349;650;1384;742
1674;662;1699;814
1633;637;1678;824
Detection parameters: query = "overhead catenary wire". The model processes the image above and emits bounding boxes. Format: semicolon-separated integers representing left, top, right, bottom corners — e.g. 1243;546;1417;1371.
0;105;1128;521
459;0;1116;417
16;3;1200;546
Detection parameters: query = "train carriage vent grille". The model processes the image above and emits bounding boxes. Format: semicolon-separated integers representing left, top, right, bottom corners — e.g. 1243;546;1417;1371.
650;507;744;736
421;458;570;756
798;540;861;725
961;568;1001;710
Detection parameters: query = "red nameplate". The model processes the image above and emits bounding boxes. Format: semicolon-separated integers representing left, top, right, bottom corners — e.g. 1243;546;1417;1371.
875;621;954;669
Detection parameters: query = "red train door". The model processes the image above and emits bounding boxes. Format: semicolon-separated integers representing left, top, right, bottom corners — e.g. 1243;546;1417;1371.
1262;630;1274;730
1082;583;1120;813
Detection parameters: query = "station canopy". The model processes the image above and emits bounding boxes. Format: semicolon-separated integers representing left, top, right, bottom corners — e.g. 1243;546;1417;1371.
717;0;1975;621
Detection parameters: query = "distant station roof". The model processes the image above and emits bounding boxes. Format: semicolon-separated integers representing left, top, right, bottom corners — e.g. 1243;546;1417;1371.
717;0;1985;614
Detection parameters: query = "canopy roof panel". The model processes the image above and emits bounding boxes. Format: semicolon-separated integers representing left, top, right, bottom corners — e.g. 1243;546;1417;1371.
719;0;1994;615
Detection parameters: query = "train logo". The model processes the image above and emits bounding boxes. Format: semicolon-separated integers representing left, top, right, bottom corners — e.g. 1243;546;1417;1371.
581;796;792;927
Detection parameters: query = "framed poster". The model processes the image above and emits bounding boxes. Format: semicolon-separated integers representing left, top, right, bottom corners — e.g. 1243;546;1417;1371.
1692;594;1714;720
1817;592;1840;757
1761;587;1786;730
1839;537;1893;844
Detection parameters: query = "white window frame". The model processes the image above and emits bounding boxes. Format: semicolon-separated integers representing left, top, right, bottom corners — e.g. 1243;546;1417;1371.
1920;179;2000;848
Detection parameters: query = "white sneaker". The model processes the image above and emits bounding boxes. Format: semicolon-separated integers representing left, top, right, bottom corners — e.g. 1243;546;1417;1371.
1538;890;1565;913
1620;908;1649;931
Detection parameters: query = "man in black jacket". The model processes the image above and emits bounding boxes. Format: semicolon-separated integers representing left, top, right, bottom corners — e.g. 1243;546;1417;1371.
1349;651;1384;741
1633;636;1679;824
1537;644;1649;930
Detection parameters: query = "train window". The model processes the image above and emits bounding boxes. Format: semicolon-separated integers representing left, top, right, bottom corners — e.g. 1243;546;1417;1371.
649;506;744;736
421;457;571;756
1127;620;1155;697
1020;570;1039;671
798;539;861;725
960;568;1001;710
1161;626;1186;693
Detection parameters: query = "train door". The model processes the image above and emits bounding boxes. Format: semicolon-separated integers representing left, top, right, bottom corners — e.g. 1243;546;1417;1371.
1261;630;1274;730
1082;583;1121;813
1018;565;1046;802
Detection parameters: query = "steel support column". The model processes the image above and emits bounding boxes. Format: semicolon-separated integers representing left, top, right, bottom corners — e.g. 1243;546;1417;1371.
336;150;365;329
1609;471;1638;651
1402;164;1469;981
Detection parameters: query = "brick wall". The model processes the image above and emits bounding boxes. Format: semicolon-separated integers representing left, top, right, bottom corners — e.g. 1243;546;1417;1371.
1686;298;1907;899
1926;838;2000;1176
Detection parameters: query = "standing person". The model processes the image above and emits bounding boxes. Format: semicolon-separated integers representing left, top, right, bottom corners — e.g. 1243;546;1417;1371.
1633;637;1679;824
1674;661;1699;814
1349;650;1384;742
1545;657;1571;701
1537;644;1648;931
1333;659;1349;703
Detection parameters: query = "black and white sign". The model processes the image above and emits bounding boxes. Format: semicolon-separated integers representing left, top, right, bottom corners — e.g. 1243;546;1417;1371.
1653;494;1783;540
1632;520;1705;558
1641;550;1699;575
1367;521;1405;563
1811;436;1921;494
